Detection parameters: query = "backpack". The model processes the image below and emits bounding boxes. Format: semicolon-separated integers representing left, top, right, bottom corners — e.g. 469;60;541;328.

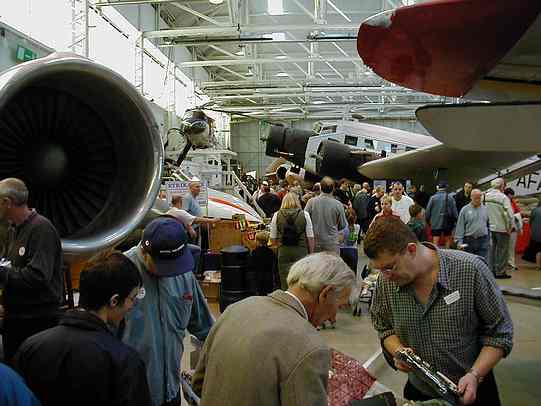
281;210;302;246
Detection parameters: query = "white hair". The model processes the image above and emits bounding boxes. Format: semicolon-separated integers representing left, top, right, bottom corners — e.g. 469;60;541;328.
491;177;505;190
0;178;29;206
286;253;355;295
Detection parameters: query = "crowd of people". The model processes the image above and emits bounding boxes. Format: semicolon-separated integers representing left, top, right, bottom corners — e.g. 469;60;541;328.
0;172;529;406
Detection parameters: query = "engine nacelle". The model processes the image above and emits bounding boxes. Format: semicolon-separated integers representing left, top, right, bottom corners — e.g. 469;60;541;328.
0;53;163;260
263;124;374;183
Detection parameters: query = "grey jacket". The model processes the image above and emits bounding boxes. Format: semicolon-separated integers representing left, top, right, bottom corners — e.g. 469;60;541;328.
484;189;514;233
193;290;330;406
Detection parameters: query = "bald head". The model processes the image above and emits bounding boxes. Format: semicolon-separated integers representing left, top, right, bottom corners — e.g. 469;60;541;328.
491;177;505;191
0;178;28;206
470;189;482;207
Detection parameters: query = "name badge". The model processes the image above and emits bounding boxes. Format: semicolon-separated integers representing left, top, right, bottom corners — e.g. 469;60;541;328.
444;290;460;305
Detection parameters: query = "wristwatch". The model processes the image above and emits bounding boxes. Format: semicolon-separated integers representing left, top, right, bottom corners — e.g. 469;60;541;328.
467;367;483;384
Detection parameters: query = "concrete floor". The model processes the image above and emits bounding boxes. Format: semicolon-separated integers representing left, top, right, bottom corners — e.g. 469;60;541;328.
183;254;541;405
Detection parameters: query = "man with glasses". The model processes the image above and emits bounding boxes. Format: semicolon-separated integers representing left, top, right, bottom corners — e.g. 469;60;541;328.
365;217;513;406
122;217;214;406
13;251;151;405
0;177;63;363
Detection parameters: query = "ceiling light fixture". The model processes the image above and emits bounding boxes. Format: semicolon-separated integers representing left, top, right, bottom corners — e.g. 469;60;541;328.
209;0;224;5
275;72;289;77
275;55;287;59
245;68;254;76
235;48;245;56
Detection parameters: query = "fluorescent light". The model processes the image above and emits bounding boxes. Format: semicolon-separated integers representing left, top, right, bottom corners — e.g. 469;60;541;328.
268;0;284;16
271;32;286;41
312;100;326;104
209;0;224;5
275;55;287;59
275;72;289;77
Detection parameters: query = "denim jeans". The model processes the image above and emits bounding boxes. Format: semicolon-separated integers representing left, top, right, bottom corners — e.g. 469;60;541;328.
464;235;489;263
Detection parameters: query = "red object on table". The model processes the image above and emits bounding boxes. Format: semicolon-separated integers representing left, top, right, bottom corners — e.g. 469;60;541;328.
327;350;377;406
516;222;530;255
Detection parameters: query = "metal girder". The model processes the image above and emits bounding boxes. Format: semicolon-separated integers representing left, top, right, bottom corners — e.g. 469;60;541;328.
200;80;378;89
94;0;179;6
209;103;429;111
180;56;360;67
292;0;315;20
144;24;360;39
328;0;352;22
159;36;356;47
208;91;441;100
168;2;226;26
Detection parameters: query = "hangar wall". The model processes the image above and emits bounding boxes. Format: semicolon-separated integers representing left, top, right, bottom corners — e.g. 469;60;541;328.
0;21;53;73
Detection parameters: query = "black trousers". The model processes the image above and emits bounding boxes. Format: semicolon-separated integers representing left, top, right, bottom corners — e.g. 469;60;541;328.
403;371;501;406
2;313;59;364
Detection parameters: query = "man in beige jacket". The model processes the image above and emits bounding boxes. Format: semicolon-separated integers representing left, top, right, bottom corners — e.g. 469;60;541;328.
192;252;355;406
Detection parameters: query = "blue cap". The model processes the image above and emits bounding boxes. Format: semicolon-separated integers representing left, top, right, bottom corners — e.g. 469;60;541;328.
142;217;194;277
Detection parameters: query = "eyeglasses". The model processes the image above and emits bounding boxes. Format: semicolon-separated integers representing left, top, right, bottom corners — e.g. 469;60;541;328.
375;252;404;274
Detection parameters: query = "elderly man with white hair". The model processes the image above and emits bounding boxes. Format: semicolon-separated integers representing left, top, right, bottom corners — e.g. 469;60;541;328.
192;253;355;406
485;177;515;279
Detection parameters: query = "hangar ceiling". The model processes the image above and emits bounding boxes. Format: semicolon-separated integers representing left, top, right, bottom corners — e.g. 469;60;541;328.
97;0;447;120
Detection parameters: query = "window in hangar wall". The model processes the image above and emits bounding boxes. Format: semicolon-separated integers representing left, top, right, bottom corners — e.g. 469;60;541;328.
0;1;195;117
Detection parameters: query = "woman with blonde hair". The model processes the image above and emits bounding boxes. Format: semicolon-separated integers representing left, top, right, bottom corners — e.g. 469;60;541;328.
270;193;315;289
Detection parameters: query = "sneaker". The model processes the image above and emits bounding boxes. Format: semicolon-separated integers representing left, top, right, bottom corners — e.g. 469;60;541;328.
495;273;512;279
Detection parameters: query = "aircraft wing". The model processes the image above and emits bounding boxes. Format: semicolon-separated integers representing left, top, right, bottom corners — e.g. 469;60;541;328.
357;143;532;191
357;0;541;99
416;102;541;152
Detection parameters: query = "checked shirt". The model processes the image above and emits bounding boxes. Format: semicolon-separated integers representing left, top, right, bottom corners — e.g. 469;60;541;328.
370;244;513;395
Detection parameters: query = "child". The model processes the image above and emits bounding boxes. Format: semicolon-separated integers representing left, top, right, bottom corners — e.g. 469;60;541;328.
369;195;400;228
407;203;428;242
249;231;279;295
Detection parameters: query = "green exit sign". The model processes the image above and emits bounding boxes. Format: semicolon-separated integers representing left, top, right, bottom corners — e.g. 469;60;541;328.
15;45;37;62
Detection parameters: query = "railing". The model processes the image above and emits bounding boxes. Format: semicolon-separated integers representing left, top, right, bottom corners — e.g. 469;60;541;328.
229;171;267;219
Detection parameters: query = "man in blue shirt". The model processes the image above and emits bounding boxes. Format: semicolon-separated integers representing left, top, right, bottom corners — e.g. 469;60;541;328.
455;189;490;261
122;217;214;406
183;180;203;218
0;362;41;405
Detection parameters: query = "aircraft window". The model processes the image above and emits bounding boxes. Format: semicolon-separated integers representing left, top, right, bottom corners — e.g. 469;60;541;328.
406;146;415;152
391;144;398;153
364;139;374;149
377;141;391;152
344;135;358;146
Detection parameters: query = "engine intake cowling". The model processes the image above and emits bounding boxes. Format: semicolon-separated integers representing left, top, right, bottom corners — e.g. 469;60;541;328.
0;53;163;259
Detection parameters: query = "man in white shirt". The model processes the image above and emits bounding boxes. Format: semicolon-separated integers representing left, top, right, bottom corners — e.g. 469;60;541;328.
391;182;415;223
167;195;220;240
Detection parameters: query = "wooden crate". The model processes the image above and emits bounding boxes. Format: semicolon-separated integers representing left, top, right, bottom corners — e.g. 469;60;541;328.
208;220;243;251
199;280;220;302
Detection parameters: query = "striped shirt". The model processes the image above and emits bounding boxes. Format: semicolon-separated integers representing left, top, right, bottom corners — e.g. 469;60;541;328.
370;244;513;396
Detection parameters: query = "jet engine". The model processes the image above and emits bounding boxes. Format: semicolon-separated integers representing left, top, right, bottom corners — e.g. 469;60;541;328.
264;124;374;183
0;53;163;260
